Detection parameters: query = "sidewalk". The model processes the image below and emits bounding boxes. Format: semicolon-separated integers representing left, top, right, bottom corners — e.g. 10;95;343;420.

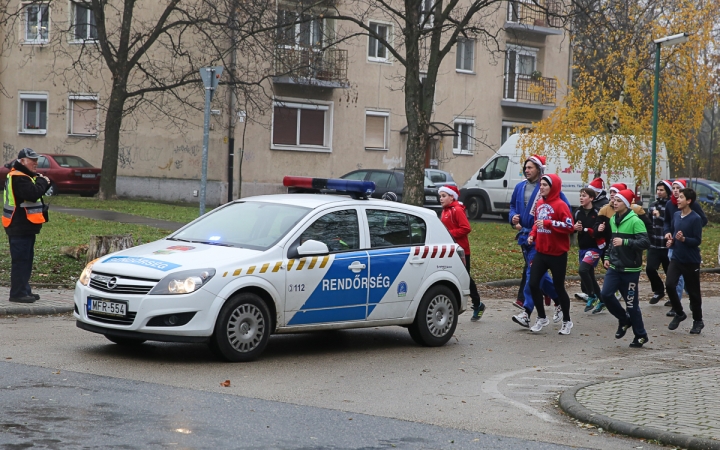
0;286;75;315
560;367;720;450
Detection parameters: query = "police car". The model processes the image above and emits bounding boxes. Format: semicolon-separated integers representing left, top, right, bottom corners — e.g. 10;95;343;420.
74;177;470;362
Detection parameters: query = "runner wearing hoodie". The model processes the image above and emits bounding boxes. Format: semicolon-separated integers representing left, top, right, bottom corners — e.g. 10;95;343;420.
526;174;575;335
574;188;606;312
601;189;650;348
587;177;610;210
439;185;486;321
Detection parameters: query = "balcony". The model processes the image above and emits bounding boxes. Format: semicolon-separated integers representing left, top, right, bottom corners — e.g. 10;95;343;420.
501;75;557;110
505;0;563;36
272;47;349;89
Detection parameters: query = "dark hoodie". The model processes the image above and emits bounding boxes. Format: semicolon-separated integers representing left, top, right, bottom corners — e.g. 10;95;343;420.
3;159;51;236
592;191;609;210
529;173;574;256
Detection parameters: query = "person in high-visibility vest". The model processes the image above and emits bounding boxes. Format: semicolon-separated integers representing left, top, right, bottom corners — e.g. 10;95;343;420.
3;148;52;303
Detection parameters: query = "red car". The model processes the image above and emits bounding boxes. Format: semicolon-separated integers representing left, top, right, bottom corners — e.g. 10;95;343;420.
1;154;101;197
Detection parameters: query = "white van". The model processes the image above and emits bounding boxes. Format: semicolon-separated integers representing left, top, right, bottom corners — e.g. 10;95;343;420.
459;134;670;220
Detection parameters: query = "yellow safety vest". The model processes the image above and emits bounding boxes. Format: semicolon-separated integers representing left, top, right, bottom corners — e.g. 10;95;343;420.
2;170;46;227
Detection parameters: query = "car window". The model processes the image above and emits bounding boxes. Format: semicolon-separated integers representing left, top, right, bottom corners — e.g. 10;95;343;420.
367;210;426;248
424;176;435;187
36;156;50;169
300;209;360;252
367;171;392;188
428;171;445;183
52;155;93;168
484;156;508;180
387;173;400;189
342;171;367;181
170;201;310;251
695;183;711;197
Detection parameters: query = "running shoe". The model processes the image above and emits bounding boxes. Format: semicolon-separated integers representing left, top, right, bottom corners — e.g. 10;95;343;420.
689;320;704;335
649;293;664;305
583;296;597;312
558;321;573;335
629;335;649;348
668;312;687;330
615;322;631;339
574;292;589;302
512;311;530;328
664;300;672;307
666;309;676;317
552;305;563;324
471;303;486;322
530;317;550;332
591;302;606;314
512;299;525;310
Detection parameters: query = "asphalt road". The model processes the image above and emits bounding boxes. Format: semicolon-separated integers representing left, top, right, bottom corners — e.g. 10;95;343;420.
2;295;719;449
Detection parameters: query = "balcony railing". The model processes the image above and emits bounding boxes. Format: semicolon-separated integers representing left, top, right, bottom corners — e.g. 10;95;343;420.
506;0;563;35
273;47;348;88
502;75;557;109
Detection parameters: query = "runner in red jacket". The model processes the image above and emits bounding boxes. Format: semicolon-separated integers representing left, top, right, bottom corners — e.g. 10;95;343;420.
527;174;574;334
439;185;485;321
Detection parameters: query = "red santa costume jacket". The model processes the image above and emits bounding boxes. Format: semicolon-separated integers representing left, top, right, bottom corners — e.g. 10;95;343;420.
529;173;574;256
440;200;471;256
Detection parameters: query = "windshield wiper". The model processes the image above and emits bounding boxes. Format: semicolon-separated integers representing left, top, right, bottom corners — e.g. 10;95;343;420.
195;241;234;247
167;237;194;243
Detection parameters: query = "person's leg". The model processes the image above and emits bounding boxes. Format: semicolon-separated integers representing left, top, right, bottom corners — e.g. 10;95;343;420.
677;275;685;301
8;235;34;299
578;250;590;295
517;260;527;302
600;268;628;323
681;264;702;322
523;245;539;313
645;249;664;296
665;261;684;316
547;253;570;322
622;271;647;337
529;253;550;319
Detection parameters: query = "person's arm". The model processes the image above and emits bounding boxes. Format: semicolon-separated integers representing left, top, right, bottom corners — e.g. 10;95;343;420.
625;219;650;250
663;206;673;236
691;201;708;227
13;176;49;202
545;204;574;234
681;215;703;247
446;207;471;240
509;184;520;225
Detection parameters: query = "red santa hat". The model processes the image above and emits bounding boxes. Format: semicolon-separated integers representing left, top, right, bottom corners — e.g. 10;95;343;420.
672;179;687;189
524;155;546;173
587;177;605;193
438;185;460;200
609;183;628;194
616;189;635;208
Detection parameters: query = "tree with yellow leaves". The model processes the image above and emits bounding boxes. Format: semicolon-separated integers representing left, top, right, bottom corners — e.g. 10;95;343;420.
519;0;717;192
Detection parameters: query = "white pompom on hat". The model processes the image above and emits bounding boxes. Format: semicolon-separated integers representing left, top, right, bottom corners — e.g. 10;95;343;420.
438;185;459;200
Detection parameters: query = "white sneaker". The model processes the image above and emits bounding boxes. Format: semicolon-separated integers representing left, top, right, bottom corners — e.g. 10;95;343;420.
559;320;574;335
574;292;588;301
552;305;563;323
530;317;550;332
512;311;530;328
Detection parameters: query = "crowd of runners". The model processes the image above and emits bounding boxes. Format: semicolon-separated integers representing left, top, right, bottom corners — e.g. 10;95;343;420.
437;154;707;347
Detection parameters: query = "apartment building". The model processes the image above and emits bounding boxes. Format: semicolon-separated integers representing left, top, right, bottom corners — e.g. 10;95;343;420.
0;1;570;204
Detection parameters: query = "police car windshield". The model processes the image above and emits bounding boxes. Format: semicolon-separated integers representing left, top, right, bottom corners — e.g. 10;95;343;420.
170;201;310;251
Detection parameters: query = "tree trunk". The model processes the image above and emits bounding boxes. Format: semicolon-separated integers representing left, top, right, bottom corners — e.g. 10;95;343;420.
86;234;135;264
99;85;127;199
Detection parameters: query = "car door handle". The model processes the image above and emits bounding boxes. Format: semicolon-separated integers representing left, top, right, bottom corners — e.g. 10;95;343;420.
503;180;507;187
348;261;366;273
409;258;425;265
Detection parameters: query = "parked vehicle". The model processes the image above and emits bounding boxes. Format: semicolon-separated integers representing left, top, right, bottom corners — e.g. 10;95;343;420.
678;178;720;212
0;154;101;197
340;169;441;211
459;134;670;220
425;169;456;187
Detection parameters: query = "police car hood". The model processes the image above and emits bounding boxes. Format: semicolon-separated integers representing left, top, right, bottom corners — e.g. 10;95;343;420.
93;239;261;278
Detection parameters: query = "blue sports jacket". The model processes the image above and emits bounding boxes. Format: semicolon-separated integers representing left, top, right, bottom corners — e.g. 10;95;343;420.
509;178;570;246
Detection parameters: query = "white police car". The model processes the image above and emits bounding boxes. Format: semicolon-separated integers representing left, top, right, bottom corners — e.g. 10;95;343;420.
74;177;470;362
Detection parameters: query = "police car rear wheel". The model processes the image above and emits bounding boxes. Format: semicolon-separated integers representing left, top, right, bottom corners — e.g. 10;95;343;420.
409;285;458;347
211;293;271;362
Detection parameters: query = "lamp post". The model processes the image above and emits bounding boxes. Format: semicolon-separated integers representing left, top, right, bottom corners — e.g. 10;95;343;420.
650;32;689;191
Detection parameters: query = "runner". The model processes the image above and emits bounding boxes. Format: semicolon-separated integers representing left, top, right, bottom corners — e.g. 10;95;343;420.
575;178;608;304
665;188;704;334
573;188;605;312
646;180;672;304
600;189;651;348
526;174;574;335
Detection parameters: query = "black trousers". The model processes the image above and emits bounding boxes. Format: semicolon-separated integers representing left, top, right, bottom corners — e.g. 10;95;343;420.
517;259;528;301
646;248;670;295
529;252;570;322
8;234;36;299
578;262;601;298
665;261;702;321
465;255;481;309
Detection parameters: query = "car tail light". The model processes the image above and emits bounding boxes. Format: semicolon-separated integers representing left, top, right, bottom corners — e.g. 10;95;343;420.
456;246;466;265
74;170;82;177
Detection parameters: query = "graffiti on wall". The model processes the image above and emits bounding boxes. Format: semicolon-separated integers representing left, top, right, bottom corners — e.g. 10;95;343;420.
3;142;15;162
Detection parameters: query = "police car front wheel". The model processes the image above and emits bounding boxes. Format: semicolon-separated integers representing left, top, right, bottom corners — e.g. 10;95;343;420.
409;285;458;347
211;293;271;362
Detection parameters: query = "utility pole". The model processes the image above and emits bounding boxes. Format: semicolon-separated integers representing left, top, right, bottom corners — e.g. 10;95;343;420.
199;66;223;216
226;4;238;203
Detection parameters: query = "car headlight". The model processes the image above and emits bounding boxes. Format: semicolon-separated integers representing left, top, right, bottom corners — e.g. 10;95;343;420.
79;258;99;286
149;269;216;295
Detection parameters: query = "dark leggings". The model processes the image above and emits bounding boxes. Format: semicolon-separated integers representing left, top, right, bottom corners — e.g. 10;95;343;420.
666;261;702;321
530;252;570;322
465;255;481;309
646;248;669;295
578;262;601;298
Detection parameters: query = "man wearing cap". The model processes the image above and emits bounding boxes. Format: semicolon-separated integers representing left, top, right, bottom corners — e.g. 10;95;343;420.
509;154;570;328
646;180;673;304
601;189;650;348
3;148;52;303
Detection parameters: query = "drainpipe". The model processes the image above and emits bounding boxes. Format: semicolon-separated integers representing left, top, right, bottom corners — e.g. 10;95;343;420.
226;4;238;203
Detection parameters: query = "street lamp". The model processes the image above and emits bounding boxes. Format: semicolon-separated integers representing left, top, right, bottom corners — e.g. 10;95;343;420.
650;32;689;192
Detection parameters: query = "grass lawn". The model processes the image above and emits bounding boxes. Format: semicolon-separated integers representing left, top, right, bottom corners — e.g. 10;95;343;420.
1;196;718;287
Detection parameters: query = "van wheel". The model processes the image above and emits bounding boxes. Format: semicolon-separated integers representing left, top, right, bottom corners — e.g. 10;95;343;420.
466;196;484;220
210;293;271;362
408;285;458;347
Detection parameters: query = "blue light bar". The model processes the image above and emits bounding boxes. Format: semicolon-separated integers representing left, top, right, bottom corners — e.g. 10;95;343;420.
283;176;376;198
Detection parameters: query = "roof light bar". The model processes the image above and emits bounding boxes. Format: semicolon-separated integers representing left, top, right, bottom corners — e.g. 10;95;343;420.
283;176;376;198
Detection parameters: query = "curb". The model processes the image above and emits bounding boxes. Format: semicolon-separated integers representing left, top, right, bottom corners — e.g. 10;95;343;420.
559;381;720;450
0;304;73;315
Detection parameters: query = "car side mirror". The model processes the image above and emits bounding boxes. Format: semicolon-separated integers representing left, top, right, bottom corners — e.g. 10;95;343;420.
477;168;485;180
289;239;329;259
707;193;715;201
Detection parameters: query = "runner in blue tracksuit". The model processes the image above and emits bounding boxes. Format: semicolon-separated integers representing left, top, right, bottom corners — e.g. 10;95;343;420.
509;154;571;327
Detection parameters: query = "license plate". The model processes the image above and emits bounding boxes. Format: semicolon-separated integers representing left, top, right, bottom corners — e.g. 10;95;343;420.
425;195;437;202
82;174;96;179
87;298;127;316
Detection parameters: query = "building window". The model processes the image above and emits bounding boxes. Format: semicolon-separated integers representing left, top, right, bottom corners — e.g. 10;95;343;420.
272;100;332;151
501;121;532;144
365;111;389;150
69;95;98;136
72;2;97;41
456;38;474;72
368;22;390;62
453;119;474;154
419;0;434;27
24;3;49;43
276;10;324;48
20;93;48;134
